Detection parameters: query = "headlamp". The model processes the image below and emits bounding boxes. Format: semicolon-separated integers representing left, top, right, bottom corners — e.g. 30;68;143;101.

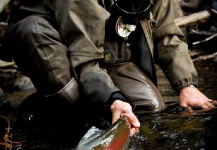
114;0;151;14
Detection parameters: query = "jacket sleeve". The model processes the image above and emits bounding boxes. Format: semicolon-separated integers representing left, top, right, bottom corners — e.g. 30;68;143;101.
44;0;109;67
78;60;123;104
44;0;122;104
151;0;198;92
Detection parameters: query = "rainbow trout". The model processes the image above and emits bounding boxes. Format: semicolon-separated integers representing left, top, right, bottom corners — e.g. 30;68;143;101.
76;116;131;150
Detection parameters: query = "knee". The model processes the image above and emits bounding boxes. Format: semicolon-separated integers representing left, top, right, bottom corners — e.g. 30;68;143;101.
13;16;58;43
14;16;39;40
131;97;167;115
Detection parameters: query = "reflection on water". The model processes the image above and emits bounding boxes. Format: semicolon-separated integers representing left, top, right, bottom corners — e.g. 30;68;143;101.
130;107;217;150
129;59;217;150
5;59;217;149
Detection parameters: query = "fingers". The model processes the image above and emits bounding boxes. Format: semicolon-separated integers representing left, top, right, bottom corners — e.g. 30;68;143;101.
130;127;139;136
111;100;140;126
110;100;140;136
112;112;121;124
122;113;140;136
110;100;124;124
123;110;140;136
197;99;216;110
200;104;212;110
210;100;217;106
180;102;193;111
125;111;140;128
186;106;193;112
181;100;217;112
204;101;216;109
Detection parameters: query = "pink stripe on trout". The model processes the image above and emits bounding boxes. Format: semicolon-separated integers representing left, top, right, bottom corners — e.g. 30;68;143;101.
76;116;131;150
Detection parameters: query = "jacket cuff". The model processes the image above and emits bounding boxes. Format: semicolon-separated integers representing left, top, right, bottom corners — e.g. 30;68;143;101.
56;77;80;104
176;81;198;93
105;91;127;108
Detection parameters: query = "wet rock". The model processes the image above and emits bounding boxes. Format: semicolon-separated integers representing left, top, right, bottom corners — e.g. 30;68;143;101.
0;61;34;93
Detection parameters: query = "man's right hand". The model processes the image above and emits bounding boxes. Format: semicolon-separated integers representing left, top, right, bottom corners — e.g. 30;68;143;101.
180;86;217;111
110;100;140;136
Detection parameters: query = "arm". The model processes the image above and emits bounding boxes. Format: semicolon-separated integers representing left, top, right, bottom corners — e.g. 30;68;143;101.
45;0;140;132
44;0;117;104
78;60;140;135
152;0;216;110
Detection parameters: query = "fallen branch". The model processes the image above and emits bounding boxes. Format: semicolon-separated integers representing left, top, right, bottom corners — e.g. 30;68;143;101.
190;29;215;36
175;10;211;27
0;60;15;67
192;52;217;62
192;33;217;45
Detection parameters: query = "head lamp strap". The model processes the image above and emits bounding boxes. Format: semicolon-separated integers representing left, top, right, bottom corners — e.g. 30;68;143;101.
114;0;151;14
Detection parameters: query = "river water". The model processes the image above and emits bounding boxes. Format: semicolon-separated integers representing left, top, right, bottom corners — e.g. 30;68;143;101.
130;58;217;150
4;58;217;150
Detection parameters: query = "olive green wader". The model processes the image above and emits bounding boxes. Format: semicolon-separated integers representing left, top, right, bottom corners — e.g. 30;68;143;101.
0;0;198;122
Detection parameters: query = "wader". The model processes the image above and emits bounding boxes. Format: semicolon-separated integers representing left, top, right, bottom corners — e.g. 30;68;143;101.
2;0;167;116
0;0;198;139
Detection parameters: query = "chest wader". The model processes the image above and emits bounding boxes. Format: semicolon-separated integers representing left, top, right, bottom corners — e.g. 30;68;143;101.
103;1;167;114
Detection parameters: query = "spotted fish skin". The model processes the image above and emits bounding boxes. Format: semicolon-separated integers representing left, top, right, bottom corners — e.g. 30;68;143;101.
76;116;131;150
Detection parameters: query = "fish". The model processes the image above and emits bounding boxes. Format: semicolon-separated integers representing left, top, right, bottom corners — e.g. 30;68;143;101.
76;115;131;150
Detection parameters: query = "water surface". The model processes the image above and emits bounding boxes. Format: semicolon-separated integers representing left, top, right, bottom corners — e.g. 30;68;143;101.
5;58;217;150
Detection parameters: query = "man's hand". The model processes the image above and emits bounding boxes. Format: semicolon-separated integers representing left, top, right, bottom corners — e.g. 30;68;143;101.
110;100;140;136
180;86;217;112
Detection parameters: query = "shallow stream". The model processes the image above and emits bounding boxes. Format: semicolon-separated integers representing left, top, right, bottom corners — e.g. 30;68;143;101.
4;58;217;150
